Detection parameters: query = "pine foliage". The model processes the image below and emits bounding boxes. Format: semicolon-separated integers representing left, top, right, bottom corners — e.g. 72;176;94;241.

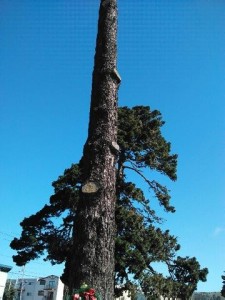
10;106;207;298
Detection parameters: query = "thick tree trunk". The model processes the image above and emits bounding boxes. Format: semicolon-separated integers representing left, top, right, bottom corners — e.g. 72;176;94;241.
68;0;120;299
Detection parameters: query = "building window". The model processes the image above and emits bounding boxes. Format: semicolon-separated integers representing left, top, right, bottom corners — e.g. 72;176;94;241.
48;281;55;289
27;293;32;296
38;291;44;296
39;280;46;285
46;292;54;300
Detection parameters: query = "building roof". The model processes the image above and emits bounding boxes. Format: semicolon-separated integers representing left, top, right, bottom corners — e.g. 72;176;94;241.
0;264;12;273
38;275;59;280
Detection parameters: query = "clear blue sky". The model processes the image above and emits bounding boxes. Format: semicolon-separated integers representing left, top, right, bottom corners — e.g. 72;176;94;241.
0;0;225;293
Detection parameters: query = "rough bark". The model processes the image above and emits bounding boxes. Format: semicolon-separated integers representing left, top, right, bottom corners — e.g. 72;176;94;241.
68;0;120;299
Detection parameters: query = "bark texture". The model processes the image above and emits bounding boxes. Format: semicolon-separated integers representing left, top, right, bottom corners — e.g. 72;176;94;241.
69;0;120;299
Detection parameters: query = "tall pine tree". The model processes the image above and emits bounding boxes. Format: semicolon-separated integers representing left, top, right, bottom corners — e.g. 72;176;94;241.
10;1;208;298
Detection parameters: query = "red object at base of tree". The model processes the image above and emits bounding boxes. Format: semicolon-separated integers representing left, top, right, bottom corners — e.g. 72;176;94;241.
72;286;99;300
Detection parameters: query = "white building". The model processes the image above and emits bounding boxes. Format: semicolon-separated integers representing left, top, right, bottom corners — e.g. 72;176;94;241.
13;275;64;300
0;264;12;300
116;290;131;300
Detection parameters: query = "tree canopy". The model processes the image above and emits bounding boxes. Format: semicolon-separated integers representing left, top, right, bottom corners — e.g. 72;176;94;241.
3;281;16;300
10;106;208;299
221;272;225;297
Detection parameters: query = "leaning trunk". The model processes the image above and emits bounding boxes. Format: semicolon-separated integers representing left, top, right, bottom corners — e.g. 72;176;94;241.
68;0;120;299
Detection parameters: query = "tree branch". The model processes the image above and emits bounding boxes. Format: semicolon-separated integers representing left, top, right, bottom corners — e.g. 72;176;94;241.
123;165;155;190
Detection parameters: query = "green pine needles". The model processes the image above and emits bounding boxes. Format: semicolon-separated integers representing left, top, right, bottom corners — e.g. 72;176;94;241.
10;106;208;299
